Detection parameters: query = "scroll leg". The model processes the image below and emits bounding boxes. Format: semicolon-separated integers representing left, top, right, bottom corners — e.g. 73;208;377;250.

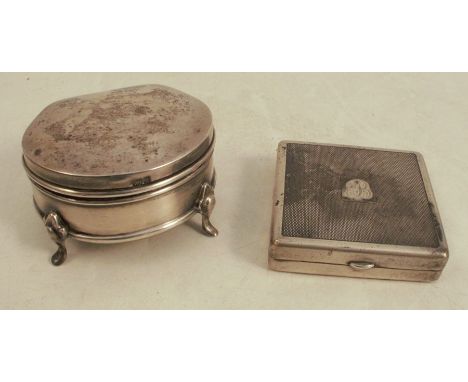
195;182;219;237
44;211;69;266
51;243;67;266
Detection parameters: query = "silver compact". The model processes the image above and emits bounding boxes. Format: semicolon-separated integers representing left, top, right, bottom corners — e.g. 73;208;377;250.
269;141;449;282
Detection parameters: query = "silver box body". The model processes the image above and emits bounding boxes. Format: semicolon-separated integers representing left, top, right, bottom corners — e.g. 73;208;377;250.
22;85;219;265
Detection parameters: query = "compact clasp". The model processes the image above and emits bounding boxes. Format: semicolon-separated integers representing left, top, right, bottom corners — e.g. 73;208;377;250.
348;261;375;271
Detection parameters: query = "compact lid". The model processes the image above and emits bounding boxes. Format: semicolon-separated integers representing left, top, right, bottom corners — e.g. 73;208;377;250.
22;84;214;191
270;141;449;272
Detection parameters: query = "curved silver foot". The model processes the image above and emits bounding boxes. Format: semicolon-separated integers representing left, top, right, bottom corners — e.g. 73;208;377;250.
195;182;218;237
51;244;67;266
44;211;69;266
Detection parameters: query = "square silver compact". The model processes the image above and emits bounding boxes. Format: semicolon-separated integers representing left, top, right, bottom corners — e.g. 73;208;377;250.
269;141;449;282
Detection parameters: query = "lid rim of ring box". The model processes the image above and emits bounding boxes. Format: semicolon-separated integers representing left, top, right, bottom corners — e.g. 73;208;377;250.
22;134;215;200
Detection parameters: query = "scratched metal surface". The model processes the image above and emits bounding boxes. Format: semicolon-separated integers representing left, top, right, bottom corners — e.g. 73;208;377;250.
282;143;440;247
22;84;212;178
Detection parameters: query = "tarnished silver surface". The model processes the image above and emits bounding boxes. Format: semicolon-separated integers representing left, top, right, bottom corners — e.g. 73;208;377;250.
22;85;218;265
269;141;449;282
22;84;214;190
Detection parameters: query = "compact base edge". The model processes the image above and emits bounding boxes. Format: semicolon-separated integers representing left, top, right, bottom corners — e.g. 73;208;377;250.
268;254;442;282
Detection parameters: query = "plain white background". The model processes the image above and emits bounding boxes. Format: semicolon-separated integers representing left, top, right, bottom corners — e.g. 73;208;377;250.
1;1;468;382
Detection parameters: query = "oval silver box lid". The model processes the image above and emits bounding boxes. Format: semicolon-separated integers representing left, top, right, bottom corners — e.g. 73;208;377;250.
22;84;214;191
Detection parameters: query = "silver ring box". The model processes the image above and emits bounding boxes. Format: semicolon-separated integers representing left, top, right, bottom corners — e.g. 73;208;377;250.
22;85;218;266
269;141;449;282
